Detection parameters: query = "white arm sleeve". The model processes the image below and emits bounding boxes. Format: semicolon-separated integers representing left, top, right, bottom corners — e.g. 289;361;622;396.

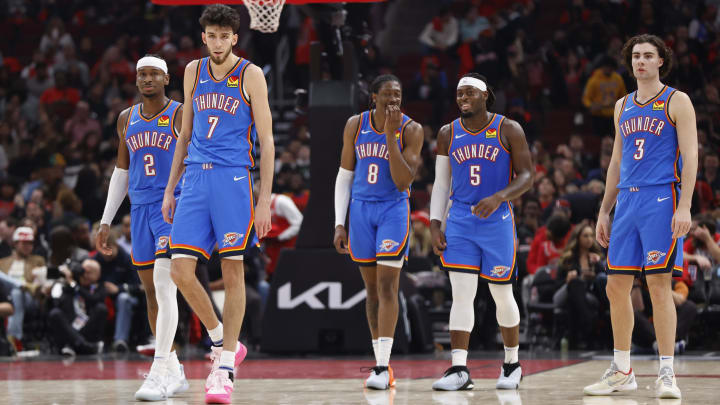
275;195;304;241
430;155;451;222
100;167;129;225
334;168;354;227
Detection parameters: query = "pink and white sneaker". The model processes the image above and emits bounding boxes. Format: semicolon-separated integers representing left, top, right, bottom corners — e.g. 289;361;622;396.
205;342;247;392
205;369;233;404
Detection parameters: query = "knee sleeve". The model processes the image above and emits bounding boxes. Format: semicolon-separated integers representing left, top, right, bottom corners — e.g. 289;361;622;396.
449;272;478;332
153;258;178;356
377;258;404;269
488;283;520;328
171;254;197;261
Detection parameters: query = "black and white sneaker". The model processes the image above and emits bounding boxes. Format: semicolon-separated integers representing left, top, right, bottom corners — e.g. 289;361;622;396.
496;362;522;389
432;366;474;391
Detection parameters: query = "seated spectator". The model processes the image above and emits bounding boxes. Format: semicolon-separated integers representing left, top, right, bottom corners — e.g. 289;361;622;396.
47;225;89;273
418;7;458;55
0;217;18;259
553;222;607;348
631;276;696;354
0;281;13;355
116;214;132;257
527;213;572;275
409;210;432;259
536;176;557;210
582;56;626;137
0;227;46;351
94;232;140;352
516;196;540;246
40;71;80;122
47;258;106;355
262;193;303;277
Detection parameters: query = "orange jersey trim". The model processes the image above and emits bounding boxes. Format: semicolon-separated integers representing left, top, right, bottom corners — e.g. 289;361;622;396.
632;85;667;108
458;113;496;136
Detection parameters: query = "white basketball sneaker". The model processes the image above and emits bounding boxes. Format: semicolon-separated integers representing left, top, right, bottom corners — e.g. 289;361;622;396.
365;366;392;390
432;366;474;391
583;362;637;396
167;364;190;397
655;366;681;399
496;362;522;389
134;371;168;401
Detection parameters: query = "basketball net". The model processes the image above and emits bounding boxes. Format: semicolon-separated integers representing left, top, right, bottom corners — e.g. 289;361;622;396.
243;0;286;33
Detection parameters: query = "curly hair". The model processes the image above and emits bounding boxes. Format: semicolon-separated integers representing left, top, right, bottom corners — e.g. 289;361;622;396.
621;34;674;79
199;4;241;33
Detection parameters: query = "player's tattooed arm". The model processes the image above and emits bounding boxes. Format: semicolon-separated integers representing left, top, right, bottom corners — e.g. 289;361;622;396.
472;119;533;218
163;59;198;224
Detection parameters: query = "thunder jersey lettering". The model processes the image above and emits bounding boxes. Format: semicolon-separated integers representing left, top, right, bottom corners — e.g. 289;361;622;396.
449;113;511;205
186;57;256;168
124;100;181;205
617;85;681;188
351;110;412;201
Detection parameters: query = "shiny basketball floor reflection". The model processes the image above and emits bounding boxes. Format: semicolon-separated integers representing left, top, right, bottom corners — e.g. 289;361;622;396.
0;359;717;404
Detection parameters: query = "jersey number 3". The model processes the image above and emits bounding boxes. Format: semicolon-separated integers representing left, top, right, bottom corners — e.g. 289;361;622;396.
633;138;645;160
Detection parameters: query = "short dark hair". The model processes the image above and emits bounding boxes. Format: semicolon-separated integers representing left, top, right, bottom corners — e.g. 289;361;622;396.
621;34;674;79
199;4;241;34
370;74;401;94
462;72;495;108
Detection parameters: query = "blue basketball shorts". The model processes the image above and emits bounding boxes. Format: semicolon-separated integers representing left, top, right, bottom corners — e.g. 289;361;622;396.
440;201;518;284
170;164;258;261
130;200;171;270
607;183;683;277
348;198;410;266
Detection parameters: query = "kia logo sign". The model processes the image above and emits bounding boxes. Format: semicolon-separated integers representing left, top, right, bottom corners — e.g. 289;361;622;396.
277;282;366;310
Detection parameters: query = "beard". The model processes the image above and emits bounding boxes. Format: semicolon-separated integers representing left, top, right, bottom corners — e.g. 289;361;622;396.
460;110;475;118
210;48;231;65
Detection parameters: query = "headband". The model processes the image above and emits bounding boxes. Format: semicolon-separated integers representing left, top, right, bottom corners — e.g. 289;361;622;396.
136;56;168;74
457;77;487;91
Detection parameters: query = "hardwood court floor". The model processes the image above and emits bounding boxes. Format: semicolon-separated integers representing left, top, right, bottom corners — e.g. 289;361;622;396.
0;357;717;404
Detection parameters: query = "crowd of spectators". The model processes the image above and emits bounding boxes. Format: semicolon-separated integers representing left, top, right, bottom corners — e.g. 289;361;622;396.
2;0;720;355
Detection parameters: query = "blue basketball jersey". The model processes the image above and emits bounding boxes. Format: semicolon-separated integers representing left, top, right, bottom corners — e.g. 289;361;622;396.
351;110;413;201
448;113;511;205
124;100;181;205
186;57;256;168
617;85;681;188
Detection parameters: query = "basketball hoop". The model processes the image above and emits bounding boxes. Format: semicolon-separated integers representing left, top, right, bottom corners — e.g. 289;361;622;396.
243;0;286;33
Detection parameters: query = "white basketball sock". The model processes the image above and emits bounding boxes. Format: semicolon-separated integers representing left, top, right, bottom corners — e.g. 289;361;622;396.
149;355;168;376
504;345;519;364
169;350;181;375
372;339;379;364
377;337;393;367
208;323;224;347
219;350;236;372
451;349;468;367
614;349;631;373
659;355;674;373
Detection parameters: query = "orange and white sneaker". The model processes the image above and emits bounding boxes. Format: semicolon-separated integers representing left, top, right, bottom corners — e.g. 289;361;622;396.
365;366;394;390
583;362;637;396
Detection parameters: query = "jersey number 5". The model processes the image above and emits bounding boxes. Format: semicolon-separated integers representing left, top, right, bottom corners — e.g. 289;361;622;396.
470;165;481;185
633;138;645;160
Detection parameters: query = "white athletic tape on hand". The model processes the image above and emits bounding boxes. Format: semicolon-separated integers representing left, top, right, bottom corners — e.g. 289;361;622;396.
457;77;487;91
136;56;168;74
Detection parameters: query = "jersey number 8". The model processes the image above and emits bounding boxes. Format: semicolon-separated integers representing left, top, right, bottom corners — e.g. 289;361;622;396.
368;163;379;184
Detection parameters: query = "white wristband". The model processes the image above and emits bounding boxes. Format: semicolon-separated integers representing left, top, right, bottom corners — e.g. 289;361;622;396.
430;155;451;221
334;168;354;227
100;167;129;225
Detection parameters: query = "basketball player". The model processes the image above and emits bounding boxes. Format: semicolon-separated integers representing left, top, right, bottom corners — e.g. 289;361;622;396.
334;74;423;389
96;54;188;401
584;34;696;399
160;5;273;404
429;73;533;391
